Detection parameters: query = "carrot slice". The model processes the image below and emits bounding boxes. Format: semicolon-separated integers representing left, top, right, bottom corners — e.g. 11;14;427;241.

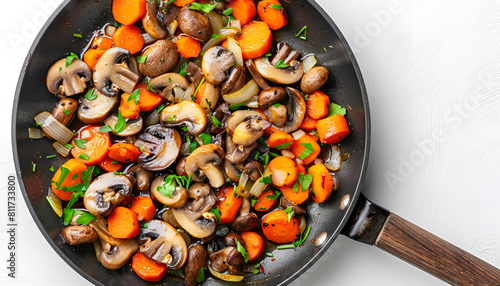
266;128;294;149
218;186;243;224
107;206;140;239
308;163;334;203
173;0;195;7
176;36;201;59
306;91;330;120
257;0;288;30
299;114;317;131
280;183;309;205
240;231;264;262
289;134;321;165
98;156;123;173
112;0;147;25
130;196;156;221
120;92;140;119
132;251;168;282
51;159;88;201
83;49;106;70
227;0;257;26
71;125;111;166
253;189;279;212
112;24;144;54
236;21;273;59
136;83;163;111
108;142;142;163
316;114;350;144
261;210;300;244
91;37;113;50
268;156;298;187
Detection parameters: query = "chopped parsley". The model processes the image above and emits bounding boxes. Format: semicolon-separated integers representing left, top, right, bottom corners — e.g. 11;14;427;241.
78;153;90;160
136;56;147;64
195;267;207;283
228;102;247;111
266;190;281;201
298;172;313;192
65;52;79;67
46;154;57;159
209;208;221;223
235;239;249;263
73;33;82;38
211;116;222;128
99;125;112;133
127;89;141;104
179;62;188;77
295;26;308;41
269;4;282;9
259;174;272;185
189;2;216;13
63;109;70;115
156;104;165;113
84;88;97;101
198;133;212;145
298;143;315;159
326;103;347;117
273;142;293;150
223;8;233;16
74;139;87;149
284;207;294;222
113;111;128;134
275;60;289;69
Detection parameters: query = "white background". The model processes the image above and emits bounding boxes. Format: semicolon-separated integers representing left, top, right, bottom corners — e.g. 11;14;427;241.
1;0;500;285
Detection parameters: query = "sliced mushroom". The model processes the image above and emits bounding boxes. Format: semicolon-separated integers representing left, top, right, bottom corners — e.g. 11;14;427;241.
150;73;189;101
224;159;241;182
134;125;181;171
90;218;139;270
185;62;204;87
138;40;179;78
243;161;264;181
230;198;259;232
176;155;189;177
211;102;231;134
46;58;92;96
232;115;271;146
276;87;306;133
265;104;287;128
202;46;235;85
161;208;182;229
177;6;212;42
52;98;78;126
103;113;143;137
223;232;245;248
171;183;218;238
93;47;140;96
77;89;119;124
61;225;98;245
300;66;329;94
84;172;133;217
245;59;270;90
137;219;188;269
184;244;209;286
160;101;207;136
258;87;287;109
225;134;257;164
253;57;304;85
150;175;188;208
281;196;306;216
221;65;246;95
142;0;168;39
125;165;154;191
209;246;245;274
162;3;181;27
271;42;300;66
185;144;225;188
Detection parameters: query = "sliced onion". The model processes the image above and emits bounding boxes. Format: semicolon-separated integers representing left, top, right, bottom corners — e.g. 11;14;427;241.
220;27;240;38
208;264;244;282
206;11;223;35
104;25;116;37
35;112;74;144
236;171;251;198
249;171;272;197
201;35;226;53
281;149;295;159
292;129;306;141
142;32;156;44
28;128;44;139
124;135;136;144
167;19;178;36
299;215;307;234
93;241;103;263
53;141;71;157
272;168;287;186
144;111;161;127
323;145;341;171
302;54;317;73
245;95;259;108
227;37;243;66
229;19;241;32
46;188;62;217
222;79;259;104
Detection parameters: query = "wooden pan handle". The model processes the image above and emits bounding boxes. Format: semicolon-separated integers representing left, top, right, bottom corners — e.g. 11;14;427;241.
375;214;500;285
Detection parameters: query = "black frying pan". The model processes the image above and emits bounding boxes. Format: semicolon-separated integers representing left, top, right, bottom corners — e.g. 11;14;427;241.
11;0;500;285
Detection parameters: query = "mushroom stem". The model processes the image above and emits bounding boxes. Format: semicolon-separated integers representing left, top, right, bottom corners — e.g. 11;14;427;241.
201;164;225;188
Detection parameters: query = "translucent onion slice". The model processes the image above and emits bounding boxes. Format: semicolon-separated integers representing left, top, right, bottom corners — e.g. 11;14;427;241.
53;141;71;157
292;129;306;140
167;19;178;36
105;24;116;37
222;79;259;104
272;168;287;186
35;112;74;144
46;188;63;217
229;19;241;32
299;215;307;234
227;37;243;66
323;145;341;171
208;264;244;282
220;27;240;38
249;171;272;197
281;149;295;159
236;171;251;198
245;95;259;108
144;110;160;127
302;54;317;73
28;128;44;139
124;135;136;144
206;11;223;35
142;32;156;44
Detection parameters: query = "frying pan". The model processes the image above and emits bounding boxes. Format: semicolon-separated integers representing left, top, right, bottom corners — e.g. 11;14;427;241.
11;0;500;285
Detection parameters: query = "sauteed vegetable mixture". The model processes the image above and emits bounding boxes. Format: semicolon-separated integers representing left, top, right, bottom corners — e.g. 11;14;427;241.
33;0;350;284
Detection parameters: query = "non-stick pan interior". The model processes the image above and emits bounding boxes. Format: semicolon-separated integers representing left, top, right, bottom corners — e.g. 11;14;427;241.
12;0;369;285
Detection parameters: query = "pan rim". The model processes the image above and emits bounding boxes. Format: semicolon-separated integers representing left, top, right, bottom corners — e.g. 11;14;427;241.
11;0;370;285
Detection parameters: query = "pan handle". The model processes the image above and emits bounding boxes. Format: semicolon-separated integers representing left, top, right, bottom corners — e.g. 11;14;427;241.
342;194;500;285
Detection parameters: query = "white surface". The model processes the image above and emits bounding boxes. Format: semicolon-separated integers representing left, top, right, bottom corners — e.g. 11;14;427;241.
1;0;499;285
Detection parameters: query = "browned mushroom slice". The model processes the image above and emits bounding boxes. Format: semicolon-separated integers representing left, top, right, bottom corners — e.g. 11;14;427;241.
138;40;179;78
134;125;181;171
258;87;287;109
125;165;154;191
185;144;225;188
142;0;168;39
46;58;92;96
77;89;119;124
136;220;188;269
225;134;257;164
271;42;300;66
61;225;98;245
185;62;204;87
103;113;143;137
150;175;188;208
227;110;270;147
300;66;329;94
177;6;212;42
245;59;270;90
84;172;133;217
265;104;287;128
93;47;140;96
209;246;245;274
202;46;235;85
162;3;181;27
221;65;246;95
224;159;241;182
253;56;304;85
281;196;307;216
276;87;307;133
150;73;189;101
230;198;259;232
160;101;207;136
184;244;209;286
52;98;78;126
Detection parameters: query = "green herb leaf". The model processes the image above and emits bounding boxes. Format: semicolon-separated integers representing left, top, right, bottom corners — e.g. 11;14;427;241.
65;52;79;67
266;190;281;201
251;198;258;207
74;139;88;149
266;252;274;257
179;62;188;76
71;173;79;180
273;142;292;150
210;33;221;40
56;167;71;188
156;104;165;113
195;267;207;283
259;175;272;184
136;56;147;64
167;268;184;278
157;175;176;198
268;4;282;9
73;33;82;38
273;103;281;108
292;181;299;193
298;172;313;192
198;133;212;145
143;223;149;228
66;192;80;209
235;239;249;263
64;143;74;149
209;208;221;223
303;93;309;100
167;0;177;4
99;125;112;133
295;26;308;41
59;67;62;74
50;166;54;172
167;115;177;122
326;103;347;117
74;211;97;225
189;2;217;13
269;152;280;157
264;154;270;165
228;102;247;111
298;143;315;159
63;208;75;226
275;60;289;69
147;81;156;93
211;116;222;127
293;226;312;247
78;153;90;160
193;77;205;102
180;125;188;131
253;269;259;274
63;109;70;115
113;111;127;134
127;89;141;104
284;207;294;223
223;7;233;16
264;52;272;61
46;154;57;159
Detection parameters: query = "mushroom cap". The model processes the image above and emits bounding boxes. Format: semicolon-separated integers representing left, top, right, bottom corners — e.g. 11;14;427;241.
221;65;247;96
177;6;212;42
226;110;268;136
150;175;188;208
185;144;225;188
208;246;245;274
103;113;143;137
202;46;236;85
232;115;270;147
137;220;188;270
142;1;168;39
265;104;288;128
77;89;119;124
184;244;209;286
93;47;140;96
258;87;287;109
253;57;304;85
46;58;92;96
160;101;207;136
84;172;133;217
225;134;257;164
150;73;189;101
125;165;154;191
134;125;181;171
138;40;179;78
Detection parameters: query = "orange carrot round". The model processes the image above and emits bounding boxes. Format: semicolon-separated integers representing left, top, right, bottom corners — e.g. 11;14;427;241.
136;83;163;112
306;91;330;120
176;36;201;59
289;134;321;165
253;189;279;212
83;49;106;70
257;0;288;30
227;0;257;26
51;159;88;201
120;92;140;119
316;114;350;144
112;25;144;54
308;163;334;203
130;196;156;221
240;231;264;262
91;37;113;49
132;251;168;282
268;156;298;187
98;156;123;173
261;210;300;244
112;0;147;25
218;186;242;224
71;125;111;166
266;129;294;149
236;21;273;59
108;143;142;163
107;206;140;239
280;184;309;205
299;114;317;131
173;0;195;7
